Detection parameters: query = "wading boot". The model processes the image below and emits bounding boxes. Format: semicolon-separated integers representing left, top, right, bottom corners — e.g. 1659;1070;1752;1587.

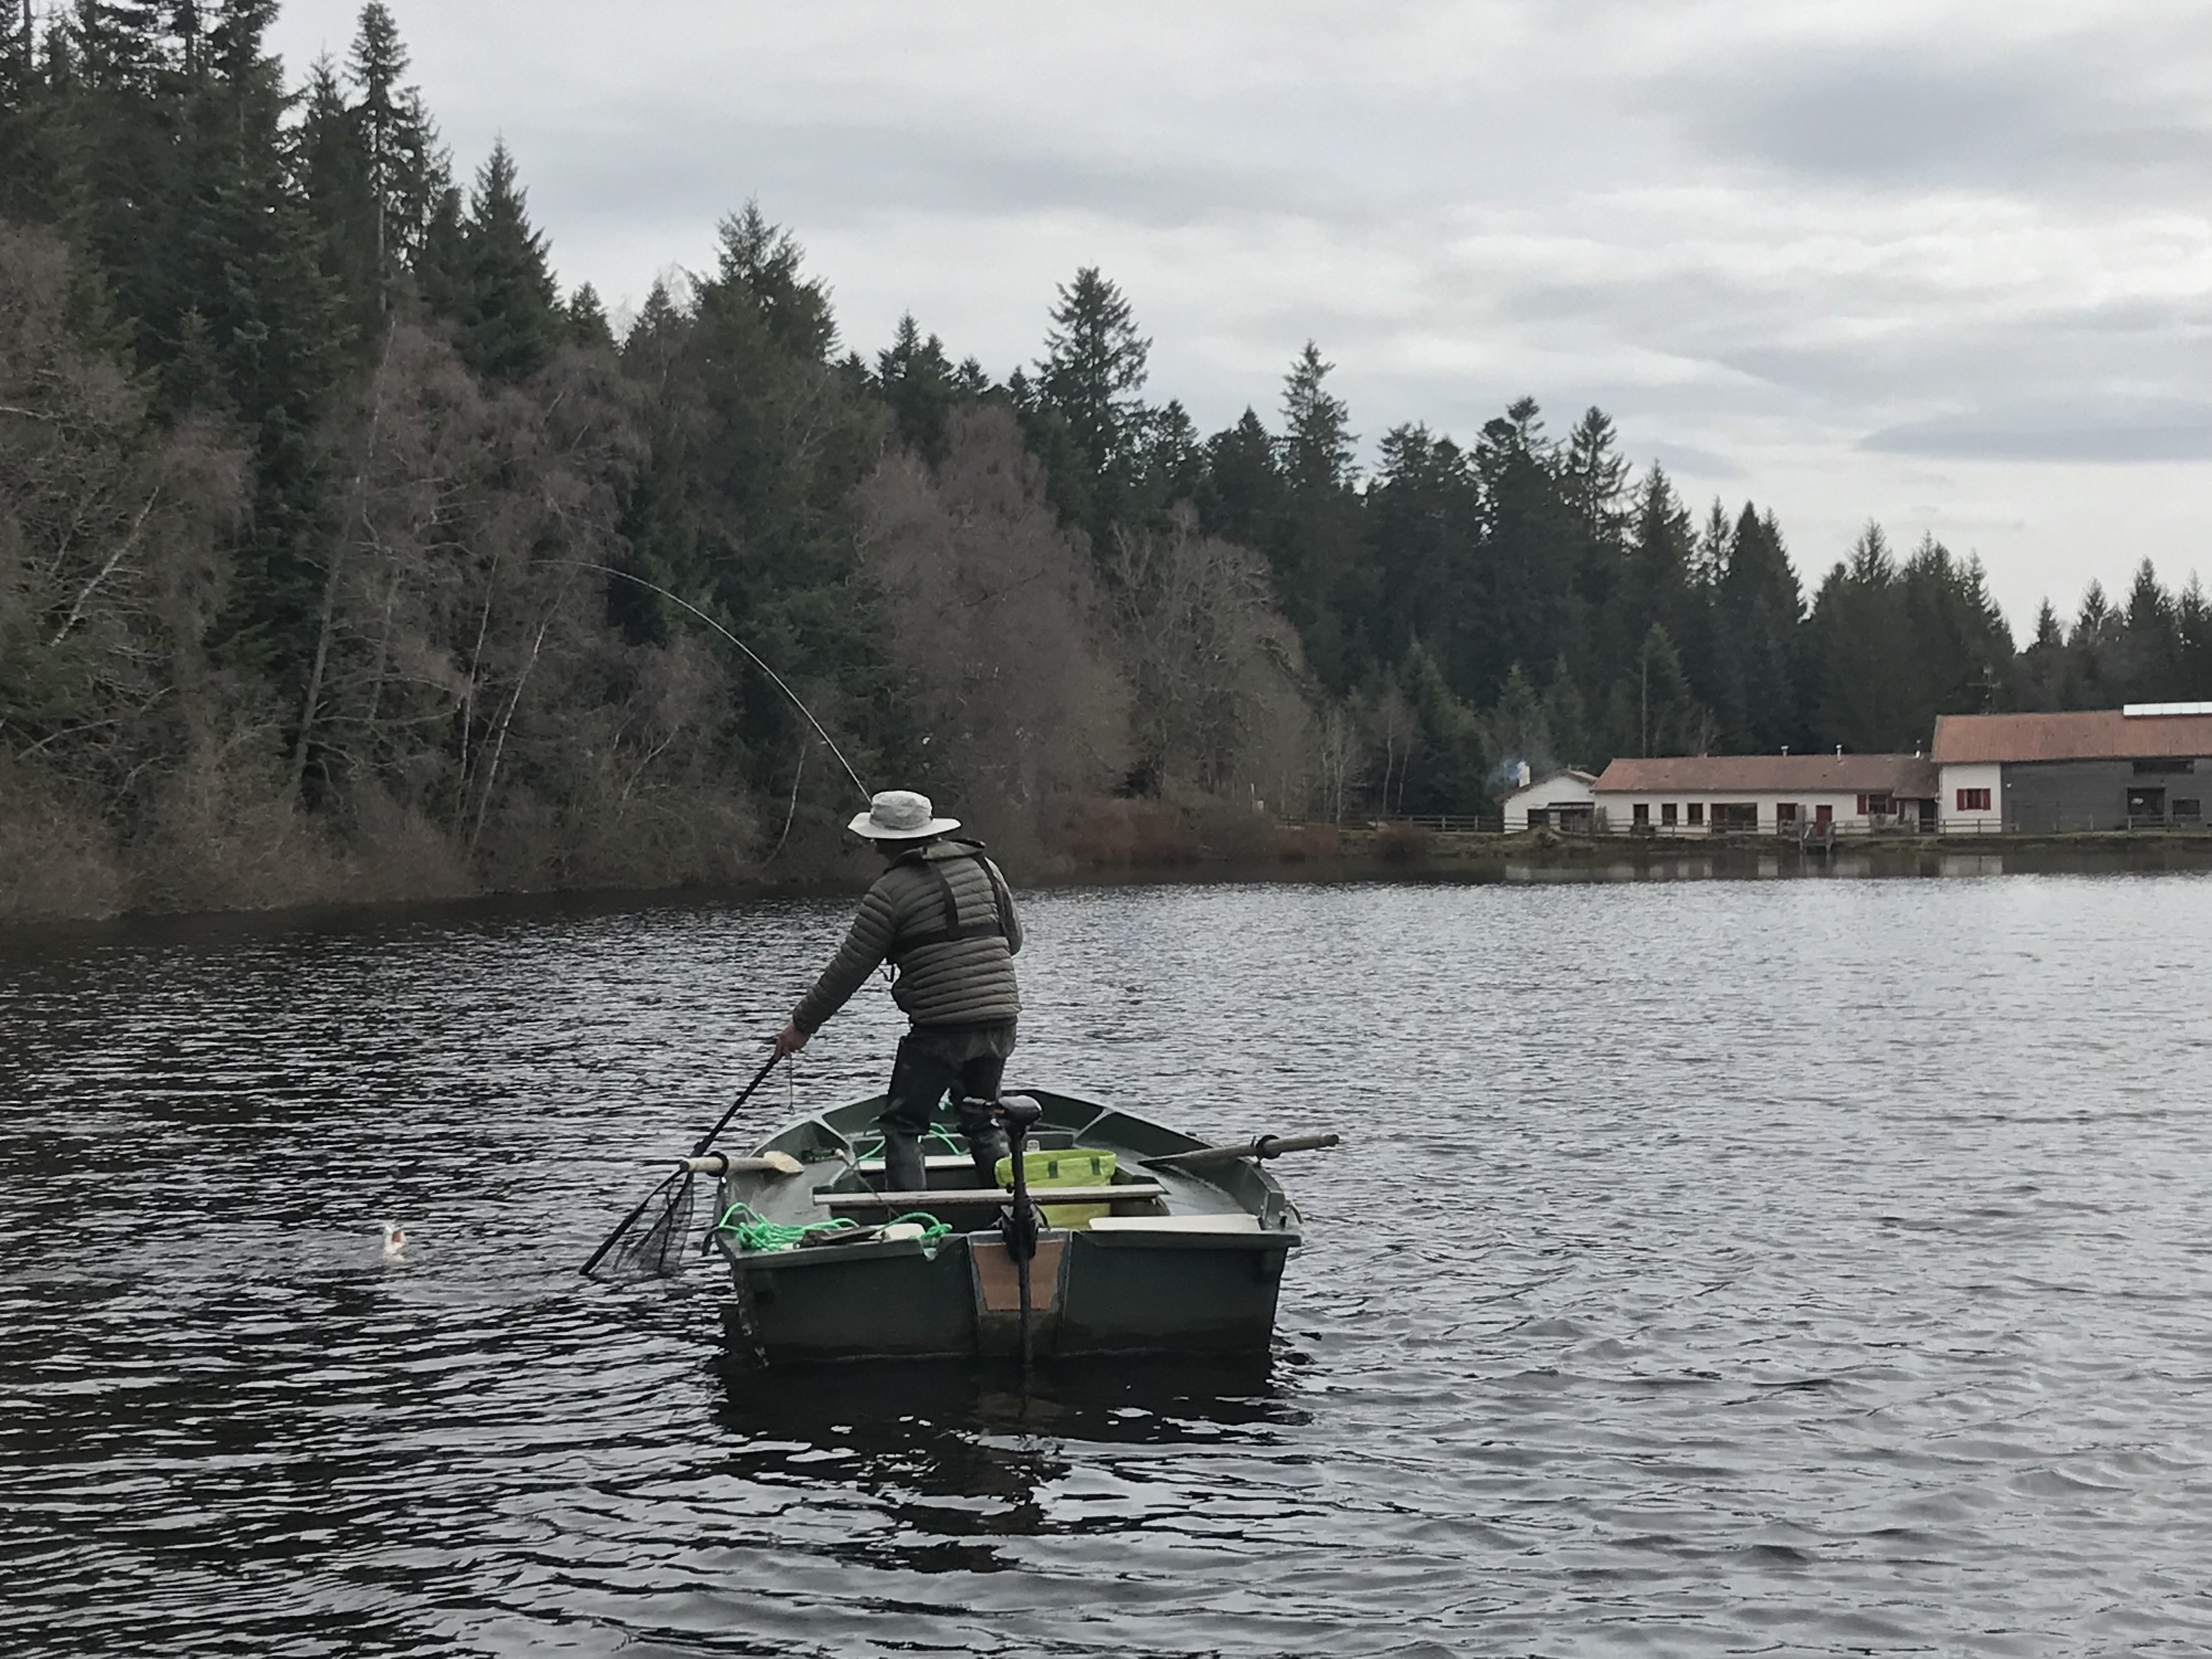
881;1127;928;1195
956;1096;1011;1189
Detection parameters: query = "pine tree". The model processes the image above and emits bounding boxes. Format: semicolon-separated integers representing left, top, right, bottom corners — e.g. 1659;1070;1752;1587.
1128;398;1203;526
1805;525;1921;751
2119;558;2183;702
1279;341;1355;492
0;0;65;221
1197;408;1282;550
1029;266;1149;541
190;0;349;710
2176;577;2212;699
1266;342;1368;687
565;281;613;350
2012;598;2068;710
346;3;406;280
296;55;379;340
451;139;560;381
1717;503;1804;751
1463;398;1583;709
877;311;956;465
414;181;465;317
2068;580;2119;707
1611;624;1707;757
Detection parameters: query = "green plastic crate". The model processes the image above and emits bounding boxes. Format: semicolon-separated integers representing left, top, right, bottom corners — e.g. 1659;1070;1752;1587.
994;1146;1119;1228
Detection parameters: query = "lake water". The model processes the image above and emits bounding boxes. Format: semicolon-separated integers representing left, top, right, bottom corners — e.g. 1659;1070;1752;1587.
5;868;2212;1656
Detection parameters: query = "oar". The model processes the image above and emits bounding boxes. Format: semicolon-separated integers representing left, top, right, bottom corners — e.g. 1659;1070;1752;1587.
580;1049;786;1279
673;1152;804;1177
1140;1132;1340;1171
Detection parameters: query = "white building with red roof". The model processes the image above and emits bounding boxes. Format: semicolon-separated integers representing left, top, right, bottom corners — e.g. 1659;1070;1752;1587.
1590;753;1940;836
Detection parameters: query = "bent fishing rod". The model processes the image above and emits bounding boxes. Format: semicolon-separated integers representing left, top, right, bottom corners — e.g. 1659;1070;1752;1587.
559;560;873;805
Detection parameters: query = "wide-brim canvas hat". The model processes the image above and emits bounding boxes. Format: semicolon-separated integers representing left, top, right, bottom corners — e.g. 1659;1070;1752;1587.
848;789;961;840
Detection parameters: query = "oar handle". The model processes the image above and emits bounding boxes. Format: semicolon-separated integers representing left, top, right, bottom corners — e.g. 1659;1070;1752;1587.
678;1152;803;1177
1141;1132;1340;1171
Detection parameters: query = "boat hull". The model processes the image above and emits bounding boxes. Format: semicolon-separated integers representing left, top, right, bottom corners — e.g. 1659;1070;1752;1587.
721;1227;1294;1364
712;1089;1306;1367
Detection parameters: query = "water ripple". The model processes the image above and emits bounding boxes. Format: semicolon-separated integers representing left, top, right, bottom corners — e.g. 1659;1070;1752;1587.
5;873;2212;1654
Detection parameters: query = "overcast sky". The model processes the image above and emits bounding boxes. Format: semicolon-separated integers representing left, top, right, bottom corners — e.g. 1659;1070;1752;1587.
268;0;2212;633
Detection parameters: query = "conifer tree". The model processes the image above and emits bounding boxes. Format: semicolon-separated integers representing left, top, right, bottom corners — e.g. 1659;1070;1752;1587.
296;55;379;337
1364;421;1477;673
0;0;64;221
190;0;348;709
1718;503;1803;752
450;139;560;381
1130;398;1203;526
1270;342;1365;687
2119;558;2184;702
1029;266;1149;541
1197;408;1282;551
565;281;613;350
2012;599;2069;710
2176;578;2212;698
877;311;956;465
346;3;419;283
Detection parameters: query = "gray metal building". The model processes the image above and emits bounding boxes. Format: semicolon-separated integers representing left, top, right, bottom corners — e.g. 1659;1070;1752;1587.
1932;707;2212;832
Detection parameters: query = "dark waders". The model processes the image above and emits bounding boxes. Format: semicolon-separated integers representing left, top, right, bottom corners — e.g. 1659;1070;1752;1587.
879;1027;1012;1191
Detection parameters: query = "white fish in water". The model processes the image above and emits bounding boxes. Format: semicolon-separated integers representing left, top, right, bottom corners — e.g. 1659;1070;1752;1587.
380;1221;409;1262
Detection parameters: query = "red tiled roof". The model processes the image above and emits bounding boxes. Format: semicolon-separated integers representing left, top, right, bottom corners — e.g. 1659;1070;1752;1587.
1593;754;1940;795
1932;710;2212;764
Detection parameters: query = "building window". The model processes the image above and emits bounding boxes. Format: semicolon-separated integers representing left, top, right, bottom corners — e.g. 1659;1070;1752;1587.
1712;803;1758;831
1686;803;1705;826
1632;803;1650;827
1956;788;1992;811
1661;802;1678;826
1527;809;1550;828
2133;759;2194;775
1776;802;1798;824
2176;799;2203;819
1856;793;1894;816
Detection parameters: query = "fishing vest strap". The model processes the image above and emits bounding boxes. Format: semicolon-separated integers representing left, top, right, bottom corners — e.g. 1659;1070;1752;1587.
899;853;1013;951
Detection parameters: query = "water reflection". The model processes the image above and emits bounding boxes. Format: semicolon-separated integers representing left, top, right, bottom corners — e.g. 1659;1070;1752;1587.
712;1354;1301;1575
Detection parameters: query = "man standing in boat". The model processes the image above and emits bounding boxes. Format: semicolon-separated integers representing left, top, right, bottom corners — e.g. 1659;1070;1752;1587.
772;790;1023;1195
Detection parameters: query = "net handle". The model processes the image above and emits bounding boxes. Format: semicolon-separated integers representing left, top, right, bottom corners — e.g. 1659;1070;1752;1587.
691;1051;787;1158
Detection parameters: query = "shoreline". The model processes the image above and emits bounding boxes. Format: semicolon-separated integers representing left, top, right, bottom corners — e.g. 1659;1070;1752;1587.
5;825;2212;937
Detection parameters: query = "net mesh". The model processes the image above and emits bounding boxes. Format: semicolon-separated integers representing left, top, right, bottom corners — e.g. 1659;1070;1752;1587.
583;1167;698;1282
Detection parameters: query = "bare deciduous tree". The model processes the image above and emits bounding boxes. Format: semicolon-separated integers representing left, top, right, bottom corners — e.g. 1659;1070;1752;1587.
857;405;1127;855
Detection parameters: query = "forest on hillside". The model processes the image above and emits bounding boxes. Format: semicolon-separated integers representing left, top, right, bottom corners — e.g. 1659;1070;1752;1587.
4;2;2211;917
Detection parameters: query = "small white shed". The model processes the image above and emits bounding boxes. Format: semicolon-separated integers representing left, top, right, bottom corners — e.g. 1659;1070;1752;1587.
1503;768;1599;832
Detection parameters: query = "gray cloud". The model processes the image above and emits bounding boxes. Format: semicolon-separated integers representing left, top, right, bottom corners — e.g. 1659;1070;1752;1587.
1863;398;2212;463
1663;37;2212;196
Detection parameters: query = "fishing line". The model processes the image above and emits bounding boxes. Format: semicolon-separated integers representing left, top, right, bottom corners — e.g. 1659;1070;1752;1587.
562;560;872;804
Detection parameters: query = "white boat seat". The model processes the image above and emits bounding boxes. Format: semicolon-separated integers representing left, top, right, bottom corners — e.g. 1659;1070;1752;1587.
1086;1215;1262;1234
851;1154;977;1173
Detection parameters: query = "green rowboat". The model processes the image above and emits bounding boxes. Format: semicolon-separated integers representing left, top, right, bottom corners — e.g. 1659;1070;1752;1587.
707;1089;1316;1366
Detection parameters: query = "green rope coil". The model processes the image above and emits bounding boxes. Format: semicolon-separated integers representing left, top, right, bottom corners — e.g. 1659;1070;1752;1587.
712;1203;950;1254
